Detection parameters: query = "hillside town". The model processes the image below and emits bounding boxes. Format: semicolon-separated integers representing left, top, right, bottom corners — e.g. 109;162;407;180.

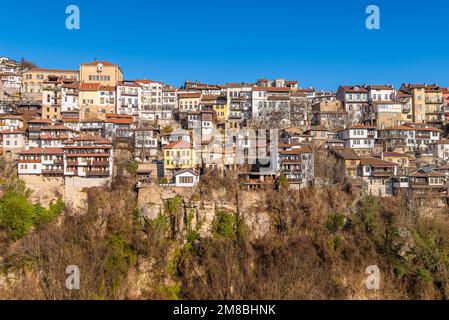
1;55;449;212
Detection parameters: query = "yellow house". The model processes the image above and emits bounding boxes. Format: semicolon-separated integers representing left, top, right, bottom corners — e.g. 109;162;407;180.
400;83;444;124
79;83;116;120
22;68;79;102
201;94;229;121
79;61;123;86
163;140;196;171
178;93;201;111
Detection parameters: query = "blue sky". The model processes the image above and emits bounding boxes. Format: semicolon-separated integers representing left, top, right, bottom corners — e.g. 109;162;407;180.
0;0;447;90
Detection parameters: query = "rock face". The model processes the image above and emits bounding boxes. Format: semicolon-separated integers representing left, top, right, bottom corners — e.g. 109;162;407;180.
137;186;271;240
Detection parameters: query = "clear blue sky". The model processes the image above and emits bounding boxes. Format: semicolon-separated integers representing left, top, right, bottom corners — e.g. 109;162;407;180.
1;0;447;90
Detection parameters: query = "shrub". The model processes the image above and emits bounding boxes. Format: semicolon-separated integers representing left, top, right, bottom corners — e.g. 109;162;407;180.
213;211;235;238
325;212;346;232
0;192;35;240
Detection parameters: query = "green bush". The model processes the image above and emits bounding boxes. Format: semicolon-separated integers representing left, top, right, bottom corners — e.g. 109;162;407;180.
0;192;64;240
126;161;139;174
213;211;235;238
0;192;35;240
325;212;346;232
34;197;64;228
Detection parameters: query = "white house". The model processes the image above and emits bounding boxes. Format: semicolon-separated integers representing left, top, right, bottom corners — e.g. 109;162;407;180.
429;140;449;162
337;124;376;150
116;81;141;118
173;169;199;187
336;85;369;124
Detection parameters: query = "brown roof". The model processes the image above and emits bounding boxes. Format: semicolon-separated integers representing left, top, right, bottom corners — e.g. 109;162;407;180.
26;68;78;74
163;140;191;149
339;85;369;93
360;157;397;168
81;61;116;66
333;148;360;160
80;83;101;91
18;147;63;155
279;145;312;155
366;85;394;90
179;93;201;99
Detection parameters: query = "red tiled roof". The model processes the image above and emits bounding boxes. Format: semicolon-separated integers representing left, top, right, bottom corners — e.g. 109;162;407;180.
26;68;78;74
163;140;191;149
18;147;63;155
81;61;116;66
80;83;101;91
360;157;397;168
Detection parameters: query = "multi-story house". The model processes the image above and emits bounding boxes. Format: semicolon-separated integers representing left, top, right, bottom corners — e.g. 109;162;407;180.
252;87;290;123
63;135;113;180
163;140;196;174
0;57;19;73
278;144;314;188
400;83;445;125
116;81;141;119
184;81;221;95
79;118;105;136
178;92;201;112
134;127;158;162
135;79;164;121
406;168;448;209
61;82;79;120
0;128;26;159
311;100;347;129
359;157;399;196
395;90;413;122
22;68;79;102
0;115;24;131
162;86;177;113
41;76;63;120
336;85;369;124
362;101;407;129
290;92;311;127
200;94;228;121
0;71;21;96
336;124;376;151
79;61;123;86
17;147;65;177
79;83;116;119
428;140;449;163
224;84;253;122
379;124;441;152
365;84;395;102
104;114;133;140
160;128;190;147
39;125;79;148
330;148;361;178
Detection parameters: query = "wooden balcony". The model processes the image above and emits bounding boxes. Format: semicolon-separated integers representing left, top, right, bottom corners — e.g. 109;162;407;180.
86;170;110;177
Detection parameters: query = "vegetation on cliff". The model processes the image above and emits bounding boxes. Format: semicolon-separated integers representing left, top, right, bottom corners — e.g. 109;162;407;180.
0;158;449;300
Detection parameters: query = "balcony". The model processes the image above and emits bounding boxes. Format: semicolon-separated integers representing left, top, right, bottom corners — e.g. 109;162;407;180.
42;169;64;175
86;170;110;177
371;169;395;177
66;160;78;166
425;97;444;104
92;160;109;166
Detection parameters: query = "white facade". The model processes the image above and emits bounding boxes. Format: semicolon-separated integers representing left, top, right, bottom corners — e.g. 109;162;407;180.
174;170;199;187
117;82;141;118
337;125;376;149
